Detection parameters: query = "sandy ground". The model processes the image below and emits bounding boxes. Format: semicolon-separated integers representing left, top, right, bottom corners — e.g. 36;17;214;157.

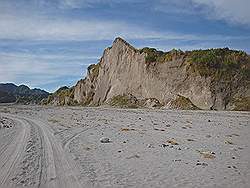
0;105;249;188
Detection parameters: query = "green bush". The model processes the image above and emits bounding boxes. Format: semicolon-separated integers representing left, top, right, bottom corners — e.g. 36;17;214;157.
109;95;138;108
140;47;184;64
187;48;250;80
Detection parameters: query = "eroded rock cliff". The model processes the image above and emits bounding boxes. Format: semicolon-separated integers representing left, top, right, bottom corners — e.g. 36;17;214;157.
46;37;250;110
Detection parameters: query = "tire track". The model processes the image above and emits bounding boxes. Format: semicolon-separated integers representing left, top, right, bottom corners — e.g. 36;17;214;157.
0;113;82;188
62;127;93;149
0;116;30;186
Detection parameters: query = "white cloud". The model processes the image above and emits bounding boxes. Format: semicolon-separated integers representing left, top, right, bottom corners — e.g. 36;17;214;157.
191;0;250;26
60;0;250;26
0;51;96;91
0;13;162;41
59;0;142;9
0;52;97;61
0;11;248;42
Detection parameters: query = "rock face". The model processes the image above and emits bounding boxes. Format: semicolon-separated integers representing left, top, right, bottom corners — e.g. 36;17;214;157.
49;37;250;110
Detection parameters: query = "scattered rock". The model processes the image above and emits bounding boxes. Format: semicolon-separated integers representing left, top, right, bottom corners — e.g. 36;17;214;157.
225;140;234;145
198;151;216;159
174;159;181;162
100;137;111;143
167;139;179;145
143;98;162;108
196;162;208;166
154;128;165;131
161;144;168;148
147;144;154;148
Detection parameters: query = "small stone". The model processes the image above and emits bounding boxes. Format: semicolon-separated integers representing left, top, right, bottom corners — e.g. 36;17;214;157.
196;162;208;166
174;159;181;162
100;137;111;143
74;157;79;160
225;140;234;145
161;144;168;148
147;144;154;148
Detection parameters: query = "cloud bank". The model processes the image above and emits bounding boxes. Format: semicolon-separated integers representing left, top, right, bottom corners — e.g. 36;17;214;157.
192;0;250;26
59;0;250;26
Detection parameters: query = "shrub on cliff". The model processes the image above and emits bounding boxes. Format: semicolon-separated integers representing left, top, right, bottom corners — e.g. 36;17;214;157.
140;47;184;63
187;48;250;80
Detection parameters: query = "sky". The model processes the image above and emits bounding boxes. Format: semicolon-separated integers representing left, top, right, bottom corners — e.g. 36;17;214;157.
0;0;250;92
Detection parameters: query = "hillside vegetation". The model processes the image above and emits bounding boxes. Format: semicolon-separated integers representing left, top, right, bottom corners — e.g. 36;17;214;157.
43;86;76;105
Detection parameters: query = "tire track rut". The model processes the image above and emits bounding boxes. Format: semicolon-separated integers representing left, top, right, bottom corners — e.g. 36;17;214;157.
0;114;82;188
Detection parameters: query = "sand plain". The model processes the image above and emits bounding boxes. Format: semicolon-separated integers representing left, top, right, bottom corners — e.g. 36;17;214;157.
0;105;249;188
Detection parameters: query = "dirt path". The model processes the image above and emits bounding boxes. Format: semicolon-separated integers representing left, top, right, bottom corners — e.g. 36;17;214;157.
0;113;82;188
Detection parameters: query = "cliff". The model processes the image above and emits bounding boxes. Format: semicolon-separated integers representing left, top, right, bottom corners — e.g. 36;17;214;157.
46;37;250;110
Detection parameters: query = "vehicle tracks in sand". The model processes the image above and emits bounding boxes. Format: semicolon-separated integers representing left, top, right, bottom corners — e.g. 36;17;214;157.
0;113;82;188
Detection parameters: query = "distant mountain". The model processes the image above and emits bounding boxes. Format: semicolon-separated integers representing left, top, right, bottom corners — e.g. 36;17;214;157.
0;83;49;104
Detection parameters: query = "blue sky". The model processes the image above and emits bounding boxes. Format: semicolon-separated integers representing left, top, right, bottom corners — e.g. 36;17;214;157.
0;0;250;92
